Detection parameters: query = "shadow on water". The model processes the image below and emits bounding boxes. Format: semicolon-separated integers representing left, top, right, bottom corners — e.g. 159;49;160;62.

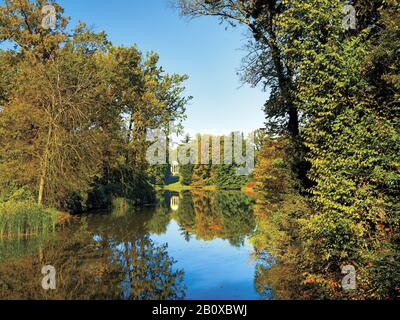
0;191;277;300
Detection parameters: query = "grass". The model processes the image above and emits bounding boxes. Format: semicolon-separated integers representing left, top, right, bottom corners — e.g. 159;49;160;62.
0;201;57;239
159;181;217;192
161;181;192;192
159;180;256;193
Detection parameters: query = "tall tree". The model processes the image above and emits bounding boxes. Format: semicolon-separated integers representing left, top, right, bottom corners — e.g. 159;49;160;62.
176;0;299;137
0;0;191;210
0;47;110;207
178;134;194;186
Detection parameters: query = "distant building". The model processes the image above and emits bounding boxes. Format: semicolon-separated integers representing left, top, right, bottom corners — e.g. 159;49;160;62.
171;160;180;176
169;148;180;176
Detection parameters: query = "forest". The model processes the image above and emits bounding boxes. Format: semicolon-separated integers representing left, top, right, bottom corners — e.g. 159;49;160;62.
0;0;399;300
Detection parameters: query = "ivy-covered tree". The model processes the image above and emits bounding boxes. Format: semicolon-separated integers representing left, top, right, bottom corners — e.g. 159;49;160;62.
275;0;400;298
176;0;300;137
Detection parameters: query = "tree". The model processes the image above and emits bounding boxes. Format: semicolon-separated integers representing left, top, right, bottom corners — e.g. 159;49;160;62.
0;46;110;207
176;0;299;137
191;134;213;186
273;0;400;298
178;134;194;186
214;134;249;190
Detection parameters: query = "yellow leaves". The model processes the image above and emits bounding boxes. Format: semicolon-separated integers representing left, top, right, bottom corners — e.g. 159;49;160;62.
303;273;342;291
0;0;70;63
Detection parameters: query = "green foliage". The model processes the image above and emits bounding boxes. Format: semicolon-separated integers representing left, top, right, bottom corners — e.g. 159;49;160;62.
183;133;252;190
191;164;213;186
367;243;400;300
243;0;400;299
179;164;194;186
86;169;156;212
275;0;400;298
177;134;194;186
148;165;169;186
214;164;248;190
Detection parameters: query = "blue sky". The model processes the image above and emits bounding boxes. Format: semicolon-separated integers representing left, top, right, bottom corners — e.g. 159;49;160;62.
6;0;268;135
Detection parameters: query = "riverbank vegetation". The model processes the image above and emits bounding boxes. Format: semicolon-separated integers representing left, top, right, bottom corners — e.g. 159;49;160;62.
177;0;400;299
0;200;56;239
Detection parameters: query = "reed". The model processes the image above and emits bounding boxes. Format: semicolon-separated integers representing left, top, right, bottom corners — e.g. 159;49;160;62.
0;201;57;239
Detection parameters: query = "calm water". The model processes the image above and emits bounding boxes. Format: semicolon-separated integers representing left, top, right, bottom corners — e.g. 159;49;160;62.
0;191;271;300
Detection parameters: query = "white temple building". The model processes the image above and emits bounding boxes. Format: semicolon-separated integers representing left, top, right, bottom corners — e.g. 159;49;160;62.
171;160;180;176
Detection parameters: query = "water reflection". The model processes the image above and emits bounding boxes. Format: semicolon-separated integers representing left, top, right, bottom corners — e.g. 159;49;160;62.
174;191;256;247
170;196;180;211
0;191;259;300
0;226;185;300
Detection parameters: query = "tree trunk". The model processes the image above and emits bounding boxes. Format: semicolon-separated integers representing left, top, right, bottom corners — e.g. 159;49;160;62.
126;113;134;164
267;23;300;137
288;104;300;137
38;125;52;207
260;8;300;138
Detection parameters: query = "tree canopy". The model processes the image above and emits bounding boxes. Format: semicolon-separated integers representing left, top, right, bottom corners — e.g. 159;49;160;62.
0;0;191;210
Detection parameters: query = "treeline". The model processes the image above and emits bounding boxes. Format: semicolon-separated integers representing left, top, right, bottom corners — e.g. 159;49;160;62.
182;134;252;190
151;133;254;190
0;0;190;213
177;0;400;299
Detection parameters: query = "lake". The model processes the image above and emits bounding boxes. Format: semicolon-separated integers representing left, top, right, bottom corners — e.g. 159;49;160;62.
0;191;273;300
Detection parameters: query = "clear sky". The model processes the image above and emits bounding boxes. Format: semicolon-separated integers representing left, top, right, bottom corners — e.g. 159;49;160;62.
11;0;268;136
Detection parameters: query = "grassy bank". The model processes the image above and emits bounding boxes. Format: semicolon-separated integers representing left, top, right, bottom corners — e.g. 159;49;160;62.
159;181;256;193
158;181;217;192
0;201;58;239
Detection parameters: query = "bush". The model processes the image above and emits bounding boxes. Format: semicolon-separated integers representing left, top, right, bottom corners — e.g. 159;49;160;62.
86;170;156;212
180;164;194;186
215;165;248;190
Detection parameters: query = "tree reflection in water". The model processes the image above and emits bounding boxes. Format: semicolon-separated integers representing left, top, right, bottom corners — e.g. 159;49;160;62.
0;216;185;300
173;191;256;247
